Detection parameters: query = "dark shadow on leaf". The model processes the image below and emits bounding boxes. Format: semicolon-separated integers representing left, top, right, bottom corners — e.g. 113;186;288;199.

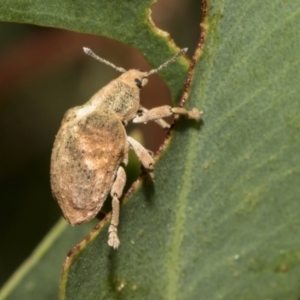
173;117;204;133
107;247;120;298
140;167;155;206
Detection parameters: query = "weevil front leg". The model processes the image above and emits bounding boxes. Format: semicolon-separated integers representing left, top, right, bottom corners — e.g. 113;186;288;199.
133;105;202;124
138;106;171;129
127;136;154;171
108;166;126;249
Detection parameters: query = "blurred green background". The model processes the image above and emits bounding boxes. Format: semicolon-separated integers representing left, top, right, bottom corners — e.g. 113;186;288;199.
0;0;200;288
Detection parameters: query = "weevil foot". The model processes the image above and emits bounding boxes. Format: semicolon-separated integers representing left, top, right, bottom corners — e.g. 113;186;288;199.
108;225;120;249
187;108;203;120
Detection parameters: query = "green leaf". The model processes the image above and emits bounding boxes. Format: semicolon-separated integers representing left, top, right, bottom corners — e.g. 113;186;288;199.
0;219;97;300
1;0;300;299
59;1;300;299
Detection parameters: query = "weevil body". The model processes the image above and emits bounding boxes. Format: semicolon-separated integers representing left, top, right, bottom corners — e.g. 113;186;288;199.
51;47;202;249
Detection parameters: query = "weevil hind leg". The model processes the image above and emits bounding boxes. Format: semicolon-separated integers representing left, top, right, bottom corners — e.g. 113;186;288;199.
133;105;202;124
108;166;126;249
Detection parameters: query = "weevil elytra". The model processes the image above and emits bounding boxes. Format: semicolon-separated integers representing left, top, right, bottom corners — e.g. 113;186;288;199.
50;47;202;249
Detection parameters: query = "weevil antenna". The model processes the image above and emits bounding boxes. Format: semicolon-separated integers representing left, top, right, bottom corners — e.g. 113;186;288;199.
147;48;188;76
83;47;127;73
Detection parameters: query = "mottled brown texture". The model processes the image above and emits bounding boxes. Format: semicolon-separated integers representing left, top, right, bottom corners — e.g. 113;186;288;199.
51;110;127;225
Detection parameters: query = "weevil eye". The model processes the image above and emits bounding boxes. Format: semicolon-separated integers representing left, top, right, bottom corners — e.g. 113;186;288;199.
134;77;148;89
134;78;143;89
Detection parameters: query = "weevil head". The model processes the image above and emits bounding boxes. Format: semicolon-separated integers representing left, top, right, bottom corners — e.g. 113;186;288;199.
118;69;149;90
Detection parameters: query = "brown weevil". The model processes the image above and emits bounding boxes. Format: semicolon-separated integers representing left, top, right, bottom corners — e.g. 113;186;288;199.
50;47;202;249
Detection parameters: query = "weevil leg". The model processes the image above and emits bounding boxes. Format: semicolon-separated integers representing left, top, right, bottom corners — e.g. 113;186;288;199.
138;106;171;129
108;166;126;249
133;105;203;124
122;138;129;165
127;136;154;171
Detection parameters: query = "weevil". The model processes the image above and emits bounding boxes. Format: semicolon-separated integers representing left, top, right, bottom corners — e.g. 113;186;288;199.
50;47;202;249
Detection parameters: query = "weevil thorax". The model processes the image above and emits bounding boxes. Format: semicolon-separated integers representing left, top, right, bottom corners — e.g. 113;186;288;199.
88;69;148;124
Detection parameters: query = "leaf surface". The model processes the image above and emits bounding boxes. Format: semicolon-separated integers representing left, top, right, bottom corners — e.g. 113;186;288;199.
1;0;300;299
